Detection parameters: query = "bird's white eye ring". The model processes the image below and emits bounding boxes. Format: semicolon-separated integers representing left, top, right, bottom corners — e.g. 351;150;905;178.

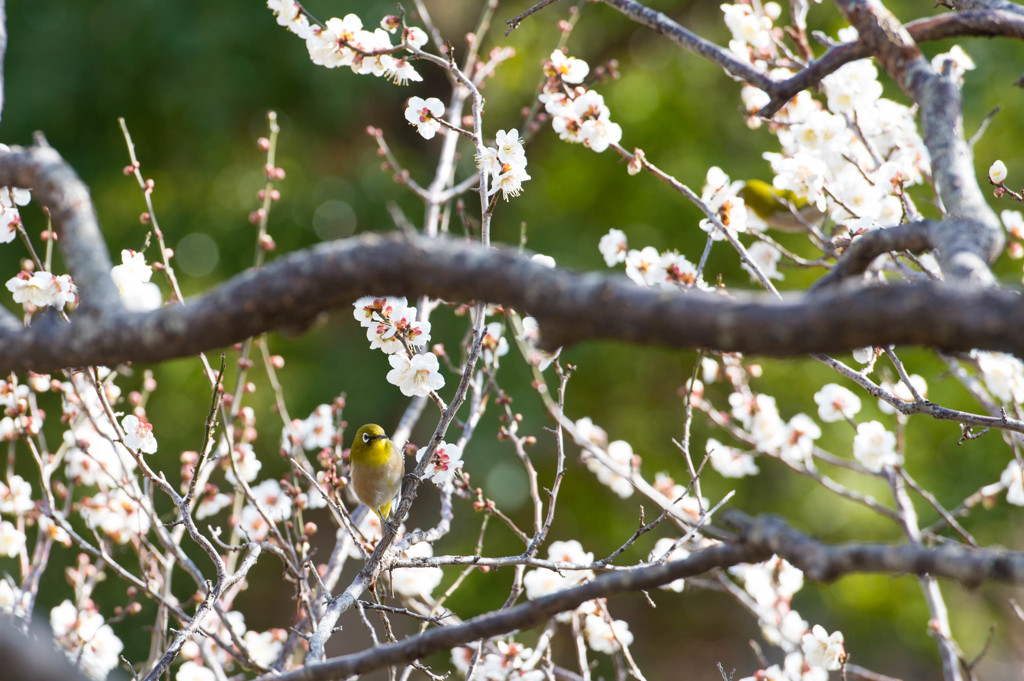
362;432;371;443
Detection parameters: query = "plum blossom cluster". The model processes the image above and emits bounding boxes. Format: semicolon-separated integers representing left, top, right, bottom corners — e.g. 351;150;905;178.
539;50;622;153
416;440;464;487
451;640;545;681
696;354;909;479
476;129;531;201
723;3;937;237
281;402;338;452
573;417;635;498
598;227;708;289
520;540;636;659
732;555;846;680
51;600;125;680
5;269;77;311
266;4;429;85
353;296;444;397
0;171;29;245
175;610;286;677
110;249;162;311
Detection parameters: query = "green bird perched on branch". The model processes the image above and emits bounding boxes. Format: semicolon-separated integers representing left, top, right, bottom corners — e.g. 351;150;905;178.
350;423;404;525
738;179;825;231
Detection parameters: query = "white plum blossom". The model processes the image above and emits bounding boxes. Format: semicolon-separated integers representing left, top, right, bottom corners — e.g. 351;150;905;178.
585;440;635;498
356;296;430;354
0;474;33;515
760;608;810;652
39;515;72;546
0;205;18;243
541;57;622;154
598;228;626;266
653;472;707;522
242;630;285;668
813;383;862;422
523;540;594;601
477;128;531;201
481;321;509;364
624;246;663;287
51;600;124;680
648;537;690;592
386;352;445;396
121;414;158;454
743;241;783;281
250;478;293;521
281;404;340;453
707;438;760;478
81;489;153;544
392;541;444;598
584;614;633;654
0;578;19;615
177;660;217;681
402;26;428;49
65;424;137;487
6;270;77;310
731;555;804;612
877;374;927;414
266;0;313;39
404;96;445;139
659;251;699;288
111;249;162;311
1001;209;1024;239
750;396;787;454
546;49;589;84
852;346;875;364
301;404;337;449
931;45;975;84
306;14;363;68
0;520;25;557
575;416;608;448
765;152;828;211
974;351;1024;403
721;2;774;50
821;60;884;116
852;421;901;472
777;413;821;465
518;316;560;371
195;491;233;520
999;460;1024;506
225;443;263;484
802;625;846;670
353;295;407;327
367;302;430;353
417;441;464;486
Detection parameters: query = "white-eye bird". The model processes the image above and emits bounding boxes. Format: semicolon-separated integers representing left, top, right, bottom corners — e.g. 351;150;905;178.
738;179;825;231
349;423;404;525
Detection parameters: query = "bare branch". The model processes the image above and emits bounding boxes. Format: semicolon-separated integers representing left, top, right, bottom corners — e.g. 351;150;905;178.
264;511;1024;681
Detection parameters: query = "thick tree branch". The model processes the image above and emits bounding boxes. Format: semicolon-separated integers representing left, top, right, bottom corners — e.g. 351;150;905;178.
810;220;935;291
263;511;1024;680
759;10;1024;117
725;511;1024;586
834;0;1004;282
0;145;121;314
4;231;1024;372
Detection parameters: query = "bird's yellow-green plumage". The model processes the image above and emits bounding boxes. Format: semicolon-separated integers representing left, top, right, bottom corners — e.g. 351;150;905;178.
350;423;404;524
737;179;824;231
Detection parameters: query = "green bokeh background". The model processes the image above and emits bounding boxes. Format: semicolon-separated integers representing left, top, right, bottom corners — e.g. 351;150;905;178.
3;0;1024;679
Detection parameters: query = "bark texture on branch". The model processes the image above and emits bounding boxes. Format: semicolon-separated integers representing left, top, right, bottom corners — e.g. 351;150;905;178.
3;231;1024;372
263;510;1024;681
0;142;1020;372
